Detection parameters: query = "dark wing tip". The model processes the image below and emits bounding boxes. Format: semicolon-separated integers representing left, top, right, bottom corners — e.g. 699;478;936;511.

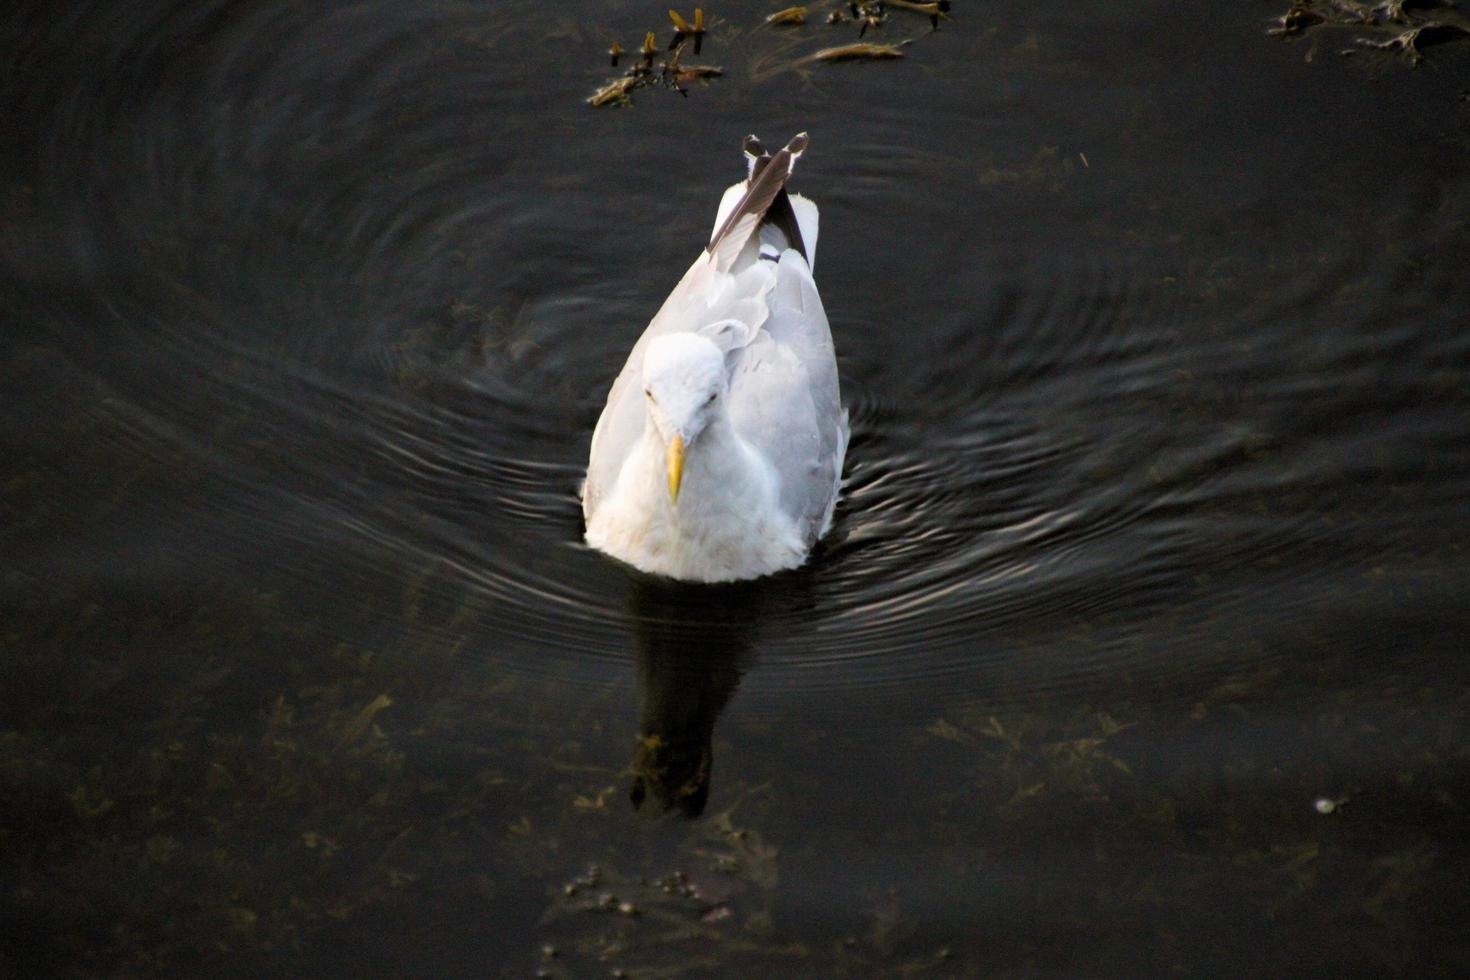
708;132;811;262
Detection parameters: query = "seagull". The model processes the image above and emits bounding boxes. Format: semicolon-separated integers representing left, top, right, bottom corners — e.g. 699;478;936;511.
582;133;848;583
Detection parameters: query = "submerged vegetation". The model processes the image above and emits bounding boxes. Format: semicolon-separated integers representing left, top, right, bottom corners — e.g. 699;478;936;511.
5;553;1465;975
3;362;1466;973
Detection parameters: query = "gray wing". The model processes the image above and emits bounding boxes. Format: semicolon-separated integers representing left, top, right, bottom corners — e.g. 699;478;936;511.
727;249;849;544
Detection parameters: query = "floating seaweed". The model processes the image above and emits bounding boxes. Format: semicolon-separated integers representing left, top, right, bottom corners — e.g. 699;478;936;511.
765;6;809;26
804;40;910;62
888;0;953;29
1267;0;1470;63
1348;19;1470;60
668;6;707;53
852;0;886;37
588;2;958;105
588;13;721;106
1268;4;1327;36
587;75;638;107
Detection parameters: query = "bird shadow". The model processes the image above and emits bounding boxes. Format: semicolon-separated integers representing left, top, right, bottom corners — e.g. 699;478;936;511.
621;569;812;818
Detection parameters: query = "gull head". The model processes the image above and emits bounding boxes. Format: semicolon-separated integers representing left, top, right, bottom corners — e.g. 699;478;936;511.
642;333;726;503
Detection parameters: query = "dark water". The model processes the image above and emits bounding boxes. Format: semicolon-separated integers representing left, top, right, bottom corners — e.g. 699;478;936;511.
4;0;1470;975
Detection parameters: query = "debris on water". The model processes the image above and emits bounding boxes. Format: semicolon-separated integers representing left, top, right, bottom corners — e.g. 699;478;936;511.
805;40;910;62
1345;21;1469;61
1267;0;1470;62
669;7;707;54
1379;0;1456;22
766;6;809;26
1269;5;1326;37
666;44;724;84
587;76;639;106
587;13;721;106
888;0;953;30
701;903;733;923
588;2;955;102
853;1;887;37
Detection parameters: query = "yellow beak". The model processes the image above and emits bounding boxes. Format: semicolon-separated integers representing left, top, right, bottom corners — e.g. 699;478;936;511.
666;434;685;503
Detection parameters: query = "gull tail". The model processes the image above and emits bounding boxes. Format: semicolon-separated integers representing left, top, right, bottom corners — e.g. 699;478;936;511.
708;133;819;273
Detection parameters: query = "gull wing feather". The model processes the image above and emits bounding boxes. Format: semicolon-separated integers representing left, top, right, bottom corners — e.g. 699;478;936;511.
727;248;848;543
707;133;809;271
786;193;819;270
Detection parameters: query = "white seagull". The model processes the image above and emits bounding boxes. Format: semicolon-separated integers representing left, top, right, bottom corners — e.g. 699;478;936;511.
582;133;848;583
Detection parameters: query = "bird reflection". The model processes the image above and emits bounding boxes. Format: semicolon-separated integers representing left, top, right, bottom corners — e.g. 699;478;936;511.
623;574;780;818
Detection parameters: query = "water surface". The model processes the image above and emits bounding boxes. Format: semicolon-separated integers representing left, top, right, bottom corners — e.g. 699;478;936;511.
4;1;1470;975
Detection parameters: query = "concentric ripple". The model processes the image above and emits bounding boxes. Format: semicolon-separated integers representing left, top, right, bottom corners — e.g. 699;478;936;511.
4;0;1468;721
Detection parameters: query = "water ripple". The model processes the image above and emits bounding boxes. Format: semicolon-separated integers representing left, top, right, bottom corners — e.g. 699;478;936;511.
6;0;1468;714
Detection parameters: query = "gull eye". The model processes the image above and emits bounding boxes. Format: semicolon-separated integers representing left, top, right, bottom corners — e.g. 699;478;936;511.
644;388;653;399
706;392;717;404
